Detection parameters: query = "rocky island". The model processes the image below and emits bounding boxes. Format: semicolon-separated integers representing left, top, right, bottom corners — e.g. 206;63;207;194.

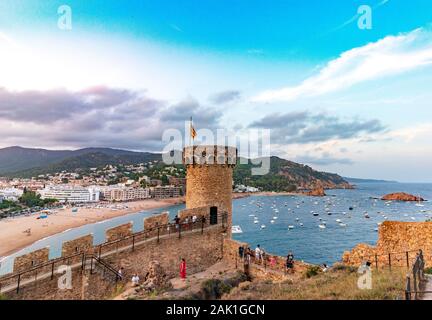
381;192;425;202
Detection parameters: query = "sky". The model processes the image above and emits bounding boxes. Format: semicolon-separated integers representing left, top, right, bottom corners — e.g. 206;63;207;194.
0;0;432;182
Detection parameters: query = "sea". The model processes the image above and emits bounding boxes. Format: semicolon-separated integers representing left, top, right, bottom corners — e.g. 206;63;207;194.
1;182;431;275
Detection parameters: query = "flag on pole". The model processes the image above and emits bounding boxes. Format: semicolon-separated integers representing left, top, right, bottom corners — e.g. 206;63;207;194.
190;117;197;139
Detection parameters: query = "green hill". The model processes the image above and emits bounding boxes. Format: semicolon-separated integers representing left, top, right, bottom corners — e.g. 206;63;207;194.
0;146;351;190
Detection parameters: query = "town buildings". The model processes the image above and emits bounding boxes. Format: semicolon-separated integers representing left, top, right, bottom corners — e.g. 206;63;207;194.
99;186;150;202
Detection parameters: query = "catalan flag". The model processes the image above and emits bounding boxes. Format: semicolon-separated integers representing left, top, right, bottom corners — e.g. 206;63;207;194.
190;117;197;139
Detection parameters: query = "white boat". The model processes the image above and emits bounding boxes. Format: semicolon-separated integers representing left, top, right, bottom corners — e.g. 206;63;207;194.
336;219;342;223
288;225;295;229
415;195;424;207
319;224;326;229
273;216;278;220
254;220;259;224
261;225;266;229
299;223;304;226
339;223;347;227
295;218;300;221
270;220;275;224
231;225;243;234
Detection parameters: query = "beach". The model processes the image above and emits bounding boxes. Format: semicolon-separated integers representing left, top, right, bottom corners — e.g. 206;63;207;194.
0;197;184;258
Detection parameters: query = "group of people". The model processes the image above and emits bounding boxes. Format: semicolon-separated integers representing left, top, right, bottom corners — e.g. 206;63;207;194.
172;215;200;231
238;244;296;274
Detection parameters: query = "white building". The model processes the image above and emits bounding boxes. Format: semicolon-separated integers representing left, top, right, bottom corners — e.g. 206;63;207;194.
233;184;260;193
38;185;100;203
0;188;24;201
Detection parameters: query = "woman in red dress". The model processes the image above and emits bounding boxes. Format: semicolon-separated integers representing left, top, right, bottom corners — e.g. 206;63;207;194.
180;258;187;280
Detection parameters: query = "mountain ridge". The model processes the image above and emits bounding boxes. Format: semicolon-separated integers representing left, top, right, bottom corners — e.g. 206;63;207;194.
0;146;352;190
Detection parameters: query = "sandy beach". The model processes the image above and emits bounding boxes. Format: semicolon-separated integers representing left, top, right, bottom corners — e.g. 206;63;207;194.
0;197;184;259
0;192;301;259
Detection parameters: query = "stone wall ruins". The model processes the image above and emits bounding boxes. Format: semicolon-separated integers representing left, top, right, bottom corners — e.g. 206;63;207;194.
343;221;432;267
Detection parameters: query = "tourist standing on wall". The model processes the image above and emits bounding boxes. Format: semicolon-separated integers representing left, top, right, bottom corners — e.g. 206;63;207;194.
118;267;124;280
180;258;187;280
238;246;244;259
174;215;180;229
255;244;262;264
286;252;294;274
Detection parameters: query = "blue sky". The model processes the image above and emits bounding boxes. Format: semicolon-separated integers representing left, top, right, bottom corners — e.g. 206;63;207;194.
0;0;432;182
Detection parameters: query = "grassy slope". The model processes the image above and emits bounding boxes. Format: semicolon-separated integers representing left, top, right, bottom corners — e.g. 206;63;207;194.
223;266;407;300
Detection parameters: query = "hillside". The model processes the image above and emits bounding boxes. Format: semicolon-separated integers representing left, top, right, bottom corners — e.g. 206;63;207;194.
234;156;352;191
344;177;398;184
0;147;161;177
0;146;351;190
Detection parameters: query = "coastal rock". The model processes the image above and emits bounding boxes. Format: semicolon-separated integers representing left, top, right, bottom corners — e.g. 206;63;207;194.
305;185;326;197
381;192;425;202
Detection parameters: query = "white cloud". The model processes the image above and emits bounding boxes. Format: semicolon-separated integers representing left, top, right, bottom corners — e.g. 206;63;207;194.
252;28;432;103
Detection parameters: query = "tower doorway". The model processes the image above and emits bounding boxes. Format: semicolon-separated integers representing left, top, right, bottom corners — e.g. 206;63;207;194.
210;206;218;225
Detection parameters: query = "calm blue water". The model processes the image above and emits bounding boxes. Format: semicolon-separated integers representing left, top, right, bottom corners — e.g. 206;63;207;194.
233;182;432;266
1;182;431;275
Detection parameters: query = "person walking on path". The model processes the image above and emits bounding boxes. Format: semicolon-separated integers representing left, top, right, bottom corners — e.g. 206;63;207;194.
255;244;262;264
180;258;187;280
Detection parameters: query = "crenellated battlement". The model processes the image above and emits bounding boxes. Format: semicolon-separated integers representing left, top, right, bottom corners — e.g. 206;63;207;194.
183;145;237;167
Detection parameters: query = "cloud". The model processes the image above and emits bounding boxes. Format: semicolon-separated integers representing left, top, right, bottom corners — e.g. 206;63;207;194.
252;28;432;102
0;87;223;151
209;90;241;104
249;111;385;144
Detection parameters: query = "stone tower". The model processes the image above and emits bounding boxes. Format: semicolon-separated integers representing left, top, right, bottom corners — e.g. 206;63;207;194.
183;145;237;235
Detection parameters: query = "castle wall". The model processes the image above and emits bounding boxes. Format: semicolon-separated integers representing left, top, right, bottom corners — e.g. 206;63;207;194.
3;225;225;300
106;222;133;242
178;206;210;220
343;221;432;267
1;210;226;299
144;213;169;230
13;248;50;273
62;235;94;257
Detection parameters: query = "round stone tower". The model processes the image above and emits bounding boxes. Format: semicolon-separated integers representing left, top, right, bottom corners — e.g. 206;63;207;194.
183;145;237;235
